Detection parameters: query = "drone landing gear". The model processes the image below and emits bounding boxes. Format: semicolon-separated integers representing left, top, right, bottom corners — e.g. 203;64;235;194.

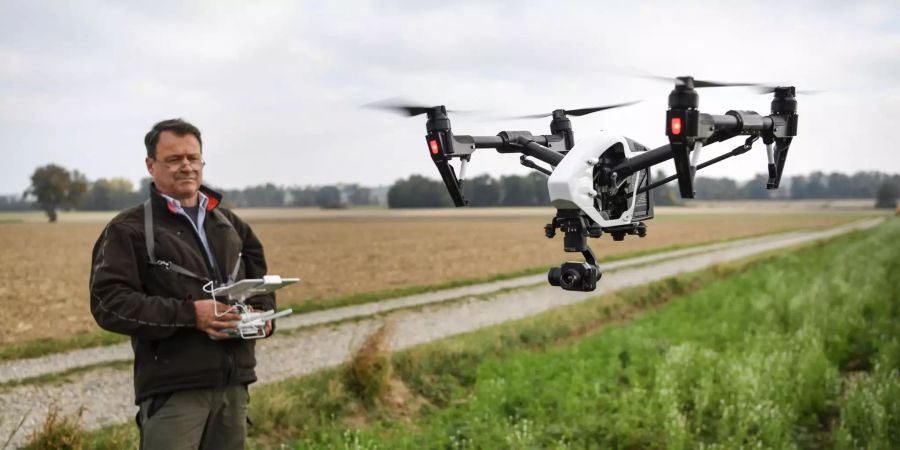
520;155;553;176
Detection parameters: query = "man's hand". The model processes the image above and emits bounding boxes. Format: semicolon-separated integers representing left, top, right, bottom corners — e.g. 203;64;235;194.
246;305;273;337
194;299;242;339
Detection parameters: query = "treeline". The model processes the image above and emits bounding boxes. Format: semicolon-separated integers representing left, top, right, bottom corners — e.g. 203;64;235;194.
690;171;900;201
388;170;900;208
8;164;900;219
218;183;379;209
7;164;386;217
387;173;550;208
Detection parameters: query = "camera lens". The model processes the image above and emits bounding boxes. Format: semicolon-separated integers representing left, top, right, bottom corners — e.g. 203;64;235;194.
559;269;582;290
548;267;562;286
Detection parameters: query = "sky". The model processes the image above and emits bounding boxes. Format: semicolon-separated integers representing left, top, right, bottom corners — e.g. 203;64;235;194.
2;0;899;194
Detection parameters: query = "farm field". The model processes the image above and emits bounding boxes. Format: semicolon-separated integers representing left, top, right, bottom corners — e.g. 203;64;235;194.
254;217;900;449
0;205;881;348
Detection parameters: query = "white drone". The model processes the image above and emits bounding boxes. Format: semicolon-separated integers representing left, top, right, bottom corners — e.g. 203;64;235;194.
369;76;800;291
204;275;298;339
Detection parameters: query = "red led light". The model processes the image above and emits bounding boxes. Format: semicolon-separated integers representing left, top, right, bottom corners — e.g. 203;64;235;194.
671;117;682;135
429;139;440;155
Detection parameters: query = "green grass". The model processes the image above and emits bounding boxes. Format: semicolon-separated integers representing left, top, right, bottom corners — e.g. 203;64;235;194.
0;360;131;390
268;219;898;449
0;332;127;362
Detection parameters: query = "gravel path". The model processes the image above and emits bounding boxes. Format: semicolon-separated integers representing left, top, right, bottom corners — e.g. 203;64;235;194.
0;218;881;447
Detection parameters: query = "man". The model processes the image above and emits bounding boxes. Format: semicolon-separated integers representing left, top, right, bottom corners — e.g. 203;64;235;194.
90;118;275;450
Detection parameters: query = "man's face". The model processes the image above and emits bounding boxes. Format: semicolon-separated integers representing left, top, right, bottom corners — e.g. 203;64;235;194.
145;131;203;201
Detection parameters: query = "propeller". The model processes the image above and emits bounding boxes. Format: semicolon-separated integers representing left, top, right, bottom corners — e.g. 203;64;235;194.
755;86;823;95
645;75;762;89
508;100;641;119
646;75;822;95
363;99;467;117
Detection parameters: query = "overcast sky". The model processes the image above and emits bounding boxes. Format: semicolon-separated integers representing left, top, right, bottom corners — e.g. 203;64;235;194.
2;0;898;194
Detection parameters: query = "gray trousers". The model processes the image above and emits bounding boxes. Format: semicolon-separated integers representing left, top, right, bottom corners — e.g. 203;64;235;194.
138;385;249;450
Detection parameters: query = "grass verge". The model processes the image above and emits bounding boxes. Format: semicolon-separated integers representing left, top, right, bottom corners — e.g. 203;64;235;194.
267;218;897;449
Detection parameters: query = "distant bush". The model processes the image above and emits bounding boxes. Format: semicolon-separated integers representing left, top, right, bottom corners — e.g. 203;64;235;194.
875;180;898;209
315;185;345;209
387;175;452;208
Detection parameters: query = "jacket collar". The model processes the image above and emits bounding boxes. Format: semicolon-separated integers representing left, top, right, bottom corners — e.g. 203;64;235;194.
149;183;223;213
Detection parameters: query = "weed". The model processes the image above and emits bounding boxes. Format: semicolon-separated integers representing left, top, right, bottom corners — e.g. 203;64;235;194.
21;405;84;450
342;323;394;407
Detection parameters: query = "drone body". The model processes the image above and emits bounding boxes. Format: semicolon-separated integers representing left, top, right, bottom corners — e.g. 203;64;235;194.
375;76;800;292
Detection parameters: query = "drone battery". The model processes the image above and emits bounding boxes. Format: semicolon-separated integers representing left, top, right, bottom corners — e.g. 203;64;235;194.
624;138;654;222
630;168;653;221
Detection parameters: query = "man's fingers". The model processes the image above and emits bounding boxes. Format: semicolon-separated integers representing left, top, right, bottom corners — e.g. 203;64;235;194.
209;320;240;330
206;329;231;339
214;312;242;322
213;303;239;315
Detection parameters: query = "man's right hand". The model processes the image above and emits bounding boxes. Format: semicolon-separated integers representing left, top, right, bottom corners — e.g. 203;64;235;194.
194;299;242;339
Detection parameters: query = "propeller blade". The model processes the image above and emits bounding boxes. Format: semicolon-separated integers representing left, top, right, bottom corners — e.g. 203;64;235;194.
507;100;641;120
692;79;761;88
363;99;466;117
566;100;642;116
644;75;764;89
512;112;553;119
756;86;823;95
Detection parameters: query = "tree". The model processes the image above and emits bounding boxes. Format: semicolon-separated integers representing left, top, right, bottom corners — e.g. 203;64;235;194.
242;183;284;207
651;170;680;206
315;185;344;209
526;172;551;205
874;181;898;209
83;178;140;211
0;195;30;211
388;175;452;208
694;177;740;200
345;184;372;206
138;177;153;197
740;174;772;199
24;164;88;222
289;187;318;207
462;174;501;207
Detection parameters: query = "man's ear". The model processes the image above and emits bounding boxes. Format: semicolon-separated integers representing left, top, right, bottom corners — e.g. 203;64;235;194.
145;158;154;175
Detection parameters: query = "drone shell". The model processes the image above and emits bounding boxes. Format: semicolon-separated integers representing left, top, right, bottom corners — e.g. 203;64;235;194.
548;131;646;227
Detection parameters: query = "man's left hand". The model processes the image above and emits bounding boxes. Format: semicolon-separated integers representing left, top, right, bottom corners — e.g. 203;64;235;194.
247;305;273;337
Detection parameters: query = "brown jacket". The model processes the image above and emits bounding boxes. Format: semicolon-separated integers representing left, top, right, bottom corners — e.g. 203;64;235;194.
90;185;275;404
